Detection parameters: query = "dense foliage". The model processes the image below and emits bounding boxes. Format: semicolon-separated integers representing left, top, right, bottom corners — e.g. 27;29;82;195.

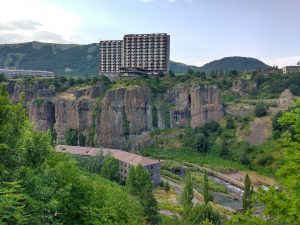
127;164;160;225
0;83;147;225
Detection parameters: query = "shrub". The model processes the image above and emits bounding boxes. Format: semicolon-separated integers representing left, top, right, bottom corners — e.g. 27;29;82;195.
188;204;223;225
164;181;170;192
288;84;300;95
65;128;79;146
226;117;235;129
257;155;274;166
255;103;268;117
239;151;250;165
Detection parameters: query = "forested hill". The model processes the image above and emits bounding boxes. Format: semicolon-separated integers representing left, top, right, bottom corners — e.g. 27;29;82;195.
0;41;270;75
199;56;271;74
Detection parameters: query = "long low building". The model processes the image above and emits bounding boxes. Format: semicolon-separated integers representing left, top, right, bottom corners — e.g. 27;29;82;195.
0;68;54;79
56;145;161;185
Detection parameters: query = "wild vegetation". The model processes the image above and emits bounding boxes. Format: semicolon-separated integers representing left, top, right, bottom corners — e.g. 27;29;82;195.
0;83;147;224
1;66;300;224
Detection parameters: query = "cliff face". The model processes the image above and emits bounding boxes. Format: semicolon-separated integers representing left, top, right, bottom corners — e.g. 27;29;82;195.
96;87;153;148
28;99;55;131
6;81;224;150
54;85;106;141
168;86;224;128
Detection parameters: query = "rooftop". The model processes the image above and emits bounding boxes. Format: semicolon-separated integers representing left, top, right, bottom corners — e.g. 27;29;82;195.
56;145;159;166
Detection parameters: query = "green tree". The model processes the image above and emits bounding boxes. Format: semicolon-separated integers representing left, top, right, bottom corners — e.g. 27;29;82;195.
203;172;209;204
78;132;86;146
242;174;253;212
225;117;235;129
76;77;84;85
0;73;6;82
0;181;29;224
68;77;75;86
164;181;170;192
64;128;78;145
101;155;119;182
230;94;300;225
220;140;229;157
127;165;160;225
59;76;67;83
189;204;222;225
181;172;193;217
0;83;147;225
255;103;268;117
195;133;209;152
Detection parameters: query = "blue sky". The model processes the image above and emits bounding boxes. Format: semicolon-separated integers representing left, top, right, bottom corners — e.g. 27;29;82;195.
0;0;299;67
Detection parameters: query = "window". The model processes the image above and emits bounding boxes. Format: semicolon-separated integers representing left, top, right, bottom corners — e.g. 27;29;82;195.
151;166;153;169
125;170;127;173
151;173;153;177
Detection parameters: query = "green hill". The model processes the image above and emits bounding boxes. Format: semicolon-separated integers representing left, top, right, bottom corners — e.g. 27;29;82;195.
199;56;270;74
0;42;270;75
0;41;99;76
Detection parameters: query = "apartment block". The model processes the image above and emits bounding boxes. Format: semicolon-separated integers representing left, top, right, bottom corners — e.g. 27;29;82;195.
99;33;170;76
282;65;300;74
99;40;123;74
56;145;161;185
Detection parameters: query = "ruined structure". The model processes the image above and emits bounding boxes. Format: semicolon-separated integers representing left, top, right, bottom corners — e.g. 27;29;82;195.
56;145;161;185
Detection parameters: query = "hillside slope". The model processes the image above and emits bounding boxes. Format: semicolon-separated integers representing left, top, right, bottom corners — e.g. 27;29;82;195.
200;56;270;74
0;41;99;75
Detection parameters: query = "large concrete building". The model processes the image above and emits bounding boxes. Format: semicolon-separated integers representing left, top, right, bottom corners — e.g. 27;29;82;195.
99;33;170;76
56;145;161;185
282;65;300;74
0;69;54;79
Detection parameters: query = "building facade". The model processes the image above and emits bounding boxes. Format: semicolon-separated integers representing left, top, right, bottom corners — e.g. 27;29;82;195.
99;40;123;74
0;69;54;79
99;33;170;76
56;145;161;185
282;66;300;74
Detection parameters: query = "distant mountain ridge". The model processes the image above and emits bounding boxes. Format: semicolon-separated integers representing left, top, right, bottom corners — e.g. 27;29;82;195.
0;41;270;75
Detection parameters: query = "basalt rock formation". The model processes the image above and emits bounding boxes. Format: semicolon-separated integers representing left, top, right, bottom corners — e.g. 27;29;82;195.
6;81;224;150
167;85;224;128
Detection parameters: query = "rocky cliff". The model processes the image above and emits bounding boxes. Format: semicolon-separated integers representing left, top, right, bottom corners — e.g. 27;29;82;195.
167;85;224;128
6;81;224;150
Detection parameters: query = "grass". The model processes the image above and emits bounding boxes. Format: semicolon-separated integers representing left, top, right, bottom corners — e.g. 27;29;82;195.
191;172;228;194
142;146;246;171
154;187;183;214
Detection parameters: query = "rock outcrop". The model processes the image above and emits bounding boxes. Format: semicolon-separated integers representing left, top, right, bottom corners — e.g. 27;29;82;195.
168;86;224;128
6;80;224;150
96;86;153;149
28;99;55;131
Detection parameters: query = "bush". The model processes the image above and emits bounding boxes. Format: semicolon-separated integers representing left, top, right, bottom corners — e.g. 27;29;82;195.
239;151;250;165
164;181;170;192
188;204;223;225
226;117;235;129
255;103;268;117
257;155;274;166
65;128;79;145
289;84;300;95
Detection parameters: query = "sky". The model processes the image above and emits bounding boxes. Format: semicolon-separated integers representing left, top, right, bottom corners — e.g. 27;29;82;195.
0;0;299;67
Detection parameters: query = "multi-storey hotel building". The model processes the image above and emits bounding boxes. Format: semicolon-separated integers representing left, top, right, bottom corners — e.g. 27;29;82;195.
99;33;170;76
99;40;122;74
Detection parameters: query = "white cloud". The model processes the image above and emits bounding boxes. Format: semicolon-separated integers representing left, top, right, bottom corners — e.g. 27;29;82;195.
0;0;82;44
